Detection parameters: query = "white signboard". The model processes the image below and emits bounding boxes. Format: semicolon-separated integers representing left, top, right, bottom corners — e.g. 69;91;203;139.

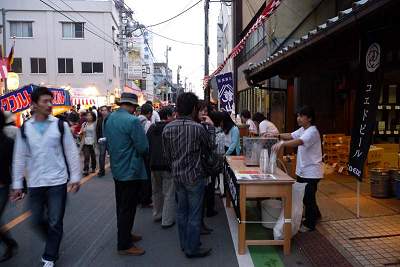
128;65;143;80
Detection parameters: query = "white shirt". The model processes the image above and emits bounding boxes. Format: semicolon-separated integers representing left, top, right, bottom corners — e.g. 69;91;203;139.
12;116;81;189
291;125;323;178
151;110;160;124
246;119;257;134
259;120;279;135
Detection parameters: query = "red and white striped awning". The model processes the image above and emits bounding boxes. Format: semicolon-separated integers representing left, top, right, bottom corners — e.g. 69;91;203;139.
72;97;95;106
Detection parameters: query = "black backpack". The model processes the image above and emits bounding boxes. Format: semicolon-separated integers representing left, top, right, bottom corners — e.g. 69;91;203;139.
20;119;70;179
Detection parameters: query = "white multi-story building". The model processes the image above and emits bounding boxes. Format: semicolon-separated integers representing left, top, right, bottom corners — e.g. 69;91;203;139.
125;30;154;101
0;0;121;106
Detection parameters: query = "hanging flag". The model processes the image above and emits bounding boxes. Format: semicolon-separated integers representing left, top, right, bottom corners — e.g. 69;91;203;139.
348;30;385;180
216;72;234;113
204;0;281;87
7;44;14;71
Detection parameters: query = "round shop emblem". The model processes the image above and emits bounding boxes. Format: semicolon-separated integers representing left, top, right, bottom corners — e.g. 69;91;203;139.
365;43;381;72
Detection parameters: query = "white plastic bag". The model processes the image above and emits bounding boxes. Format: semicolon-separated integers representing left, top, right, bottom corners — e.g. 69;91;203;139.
273;182;306;240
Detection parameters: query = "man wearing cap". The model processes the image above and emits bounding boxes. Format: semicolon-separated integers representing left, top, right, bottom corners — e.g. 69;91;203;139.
104;93;149;256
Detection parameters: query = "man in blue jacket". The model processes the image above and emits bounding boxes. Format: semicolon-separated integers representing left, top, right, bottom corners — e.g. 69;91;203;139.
104;93;149;256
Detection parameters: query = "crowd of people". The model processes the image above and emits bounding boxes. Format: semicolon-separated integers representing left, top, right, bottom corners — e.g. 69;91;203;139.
0;86;323;266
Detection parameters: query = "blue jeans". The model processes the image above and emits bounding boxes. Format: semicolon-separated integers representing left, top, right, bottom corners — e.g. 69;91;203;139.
175;179;205;255
29;183;67;262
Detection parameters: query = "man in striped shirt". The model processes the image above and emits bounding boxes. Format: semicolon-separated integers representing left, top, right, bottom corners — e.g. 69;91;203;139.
162;93;212;258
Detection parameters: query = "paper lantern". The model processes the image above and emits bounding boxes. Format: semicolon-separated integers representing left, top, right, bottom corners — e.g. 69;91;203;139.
7;72;19;90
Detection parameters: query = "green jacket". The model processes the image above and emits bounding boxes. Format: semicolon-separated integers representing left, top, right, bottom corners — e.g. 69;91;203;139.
105;108;149;181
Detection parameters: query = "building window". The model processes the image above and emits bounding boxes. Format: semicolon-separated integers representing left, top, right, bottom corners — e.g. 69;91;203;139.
58;58;73;73
11;58;22;73
30;58;46;73
10;21;33;38
144;54;149;60
82;62;103;73
113;64;116;78
62;22;84;38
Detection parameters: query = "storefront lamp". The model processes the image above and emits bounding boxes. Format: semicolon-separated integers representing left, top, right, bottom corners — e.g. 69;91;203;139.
7;72;19;90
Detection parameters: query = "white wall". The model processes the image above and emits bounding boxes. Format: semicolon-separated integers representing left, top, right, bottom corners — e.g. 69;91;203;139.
1;0;120;98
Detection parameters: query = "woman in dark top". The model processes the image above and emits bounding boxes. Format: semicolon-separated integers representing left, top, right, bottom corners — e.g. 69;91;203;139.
0;111;18;262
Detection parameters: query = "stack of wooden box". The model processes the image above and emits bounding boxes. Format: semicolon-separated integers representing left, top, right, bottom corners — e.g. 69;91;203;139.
323;134;351;175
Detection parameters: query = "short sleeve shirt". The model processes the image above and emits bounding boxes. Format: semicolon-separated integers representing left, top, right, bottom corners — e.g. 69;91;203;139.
246;119;258;134
291;126;323;178
259;120;279;135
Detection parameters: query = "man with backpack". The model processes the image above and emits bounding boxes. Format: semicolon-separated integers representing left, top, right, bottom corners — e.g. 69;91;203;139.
11;87;81;267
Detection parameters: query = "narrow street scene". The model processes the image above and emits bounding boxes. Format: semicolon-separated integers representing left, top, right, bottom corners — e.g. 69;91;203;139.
0;0;399;267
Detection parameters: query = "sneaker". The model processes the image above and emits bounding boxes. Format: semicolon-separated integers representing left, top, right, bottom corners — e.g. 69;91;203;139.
299;225;312;233
41;258;54;267
90;169;96;173
118;245;145;256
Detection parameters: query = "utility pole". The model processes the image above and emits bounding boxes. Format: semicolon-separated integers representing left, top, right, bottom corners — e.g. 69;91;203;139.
184;77;187;92
204;0;210;102
1;9;8;93
177;65;182;86
165;46;171;82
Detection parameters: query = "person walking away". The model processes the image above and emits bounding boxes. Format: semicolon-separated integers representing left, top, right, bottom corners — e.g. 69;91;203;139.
271;106;322;232
11;87;81;267
221;112;241;156
147;107;175;227
162;92;213;258
0;111;18;263
3;111;18;140
252;112;279;136
146;100;160;124
138;103;153;207
240;110;257;135
96;106;109;177
104;93;149;256
80;111;97;176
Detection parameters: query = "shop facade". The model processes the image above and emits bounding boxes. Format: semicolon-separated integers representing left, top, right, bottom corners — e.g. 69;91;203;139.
244;0;399;153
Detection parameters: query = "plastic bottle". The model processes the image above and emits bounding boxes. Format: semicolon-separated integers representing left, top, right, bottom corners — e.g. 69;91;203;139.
260;148;269;173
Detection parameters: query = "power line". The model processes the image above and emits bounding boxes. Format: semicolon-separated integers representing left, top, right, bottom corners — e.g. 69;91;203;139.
39;0;117;47
145;0;202;28
59;0;116;42
146;28;203;46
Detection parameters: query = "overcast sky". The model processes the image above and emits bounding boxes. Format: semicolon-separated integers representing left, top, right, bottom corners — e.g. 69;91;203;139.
125;0;221;99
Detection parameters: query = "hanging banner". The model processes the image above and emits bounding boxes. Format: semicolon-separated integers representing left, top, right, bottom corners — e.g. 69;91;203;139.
217;72;234;113
0;84;71;113
348;31;384;180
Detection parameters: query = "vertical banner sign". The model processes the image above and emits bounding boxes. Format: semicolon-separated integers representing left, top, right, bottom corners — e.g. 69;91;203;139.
216;72;234;113
348;32;384;180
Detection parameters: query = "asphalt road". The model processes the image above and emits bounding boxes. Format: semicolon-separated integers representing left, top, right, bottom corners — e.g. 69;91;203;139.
1;172;239;267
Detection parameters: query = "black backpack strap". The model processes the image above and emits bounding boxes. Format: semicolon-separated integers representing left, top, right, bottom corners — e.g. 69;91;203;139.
58;119;71;180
